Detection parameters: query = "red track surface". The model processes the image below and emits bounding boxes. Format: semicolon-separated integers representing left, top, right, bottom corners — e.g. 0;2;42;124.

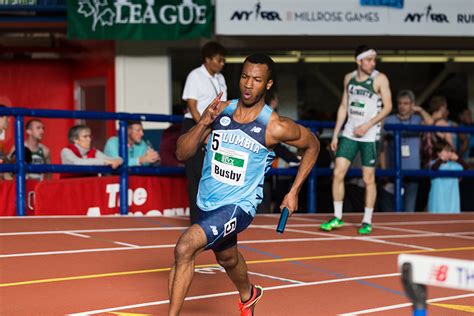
1;213;473;315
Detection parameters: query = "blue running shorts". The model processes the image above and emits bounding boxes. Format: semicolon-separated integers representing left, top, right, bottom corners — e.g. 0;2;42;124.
196;204;254;252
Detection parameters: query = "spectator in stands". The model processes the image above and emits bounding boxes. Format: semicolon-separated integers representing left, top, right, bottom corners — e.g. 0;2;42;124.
104;120;160;166
380;90;433;211
457;108;473;159
429;95;458;149
160;105;184;167
61;125;122;169
8;119;51;180
181;41;227;224
428;139;468;213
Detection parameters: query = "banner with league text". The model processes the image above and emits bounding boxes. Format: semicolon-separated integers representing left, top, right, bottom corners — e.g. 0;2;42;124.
68;0;214;40
216;0;474;36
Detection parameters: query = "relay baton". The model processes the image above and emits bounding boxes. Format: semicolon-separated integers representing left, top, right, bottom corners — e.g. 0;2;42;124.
276;207;290;234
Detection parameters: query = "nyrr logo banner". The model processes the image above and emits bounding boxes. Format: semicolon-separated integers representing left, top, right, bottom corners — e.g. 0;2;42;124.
67;0;214;40
216;0;474;37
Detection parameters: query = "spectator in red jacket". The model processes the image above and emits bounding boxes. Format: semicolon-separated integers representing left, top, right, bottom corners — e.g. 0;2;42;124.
61;125;122;169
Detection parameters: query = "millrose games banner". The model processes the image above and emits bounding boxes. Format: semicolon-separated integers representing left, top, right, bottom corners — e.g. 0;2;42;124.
216;0;474;36
68;0;214;40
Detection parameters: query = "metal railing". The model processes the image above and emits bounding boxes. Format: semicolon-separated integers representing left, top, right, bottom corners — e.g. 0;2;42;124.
1;106;474;215
0;107;183;216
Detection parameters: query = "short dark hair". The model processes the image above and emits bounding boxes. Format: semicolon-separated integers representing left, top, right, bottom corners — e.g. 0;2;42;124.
354;45;375;58
243;53;275;80
201;41;226;63
397;90;416;103
127;120;142;128
26;119;42;130
433;139;452;155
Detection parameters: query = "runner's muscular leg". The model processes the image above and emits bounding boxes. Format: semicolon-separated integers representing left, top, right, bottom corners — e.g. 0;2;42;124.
168;224;207;316
332;157;352;201
214;245;252;302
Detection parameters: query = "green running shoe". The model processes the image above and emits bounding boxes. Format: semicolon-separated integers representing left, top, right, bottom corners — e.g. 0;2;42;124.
358;222;372;235
320;217;344;231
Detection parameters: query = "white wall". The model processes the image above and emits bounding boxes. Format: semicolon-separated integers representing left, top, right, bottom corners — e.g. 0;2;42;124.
115;43;172;129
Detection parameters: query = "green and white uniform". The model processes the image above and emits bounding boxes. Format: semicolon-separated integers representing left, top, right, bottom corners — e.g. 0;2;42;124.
342;70;381;142
337;70;382;167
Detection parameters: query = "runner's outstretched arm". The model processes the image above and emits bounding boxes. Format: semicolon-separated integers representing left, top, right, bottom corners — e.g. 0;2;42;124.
176;92;223;161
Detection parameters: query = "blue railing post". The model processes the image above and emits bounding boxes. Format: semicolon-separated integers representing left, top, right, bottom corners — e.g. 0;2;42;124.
119;120;128;215
14;115;26;216
394;129;403;212
307;127;318;213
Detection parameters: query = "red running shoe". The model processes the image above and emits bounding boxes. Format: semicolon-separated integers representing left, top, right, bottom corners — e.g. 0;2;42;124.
238;285;263;316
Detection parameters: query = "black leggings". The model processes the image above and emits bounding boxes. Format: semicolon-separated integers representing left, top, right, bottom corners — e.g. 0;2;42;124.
181;118;205;224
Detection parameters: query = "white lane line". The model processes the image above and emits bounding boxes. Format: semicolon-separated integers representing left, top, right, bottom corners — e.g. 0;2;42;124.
69;272;400;315
376;220;474;225
1;230;465;259
195;266;305;284
0;244;176;258
270;227;434;251
451;231;474;236
376;225;438;234
252;229;468;240
64;232;139;248
339;293;474;315
0;227;189;236
113;241;139;248
376;225;474;241
247;270;306;284
1;219;472;236
0;236;353;258
257;225;346;238
64;232;90;239
288;217;324;223
282;227;346;238
361;237;433;251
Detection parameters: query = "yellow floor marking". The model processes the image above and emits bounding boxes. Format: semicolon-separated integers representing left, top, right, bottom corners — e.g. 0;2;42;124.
430;303;474;313
1;246;472;288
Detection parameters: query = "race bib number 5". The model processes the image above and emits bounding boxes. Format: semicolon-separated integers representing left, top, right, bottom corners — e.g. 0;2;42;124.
211;133;248;186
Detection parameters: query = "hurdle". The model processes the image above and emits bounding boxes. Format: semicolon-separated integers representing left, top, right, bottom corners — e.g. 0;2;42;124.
398;254;474;316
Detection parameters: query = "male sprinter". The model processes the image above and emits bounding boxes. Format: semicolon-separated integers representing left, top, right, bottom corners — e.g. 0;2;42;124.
320;45;392;235
169;54;319;315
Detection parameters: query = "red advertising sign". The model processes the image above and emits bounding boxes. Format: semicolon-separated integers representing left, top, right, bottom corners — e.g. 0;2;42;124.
31;176;189;216
0;180;39;216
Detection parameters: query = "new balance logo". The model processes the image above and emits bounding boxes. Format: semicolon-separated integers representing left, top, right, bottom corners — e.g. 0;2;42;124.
224;218;237;237
250;126;262;133
210;225;218;236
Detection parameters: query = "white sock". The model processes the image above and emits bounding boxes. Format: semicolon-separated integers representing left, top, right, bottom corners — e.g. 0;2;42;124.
362;207;374;224
334;201;343;219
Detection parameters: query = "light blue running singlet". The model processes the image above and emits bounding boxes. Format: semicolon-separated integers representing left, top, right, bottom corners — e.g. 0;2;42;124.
197;100;275;217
